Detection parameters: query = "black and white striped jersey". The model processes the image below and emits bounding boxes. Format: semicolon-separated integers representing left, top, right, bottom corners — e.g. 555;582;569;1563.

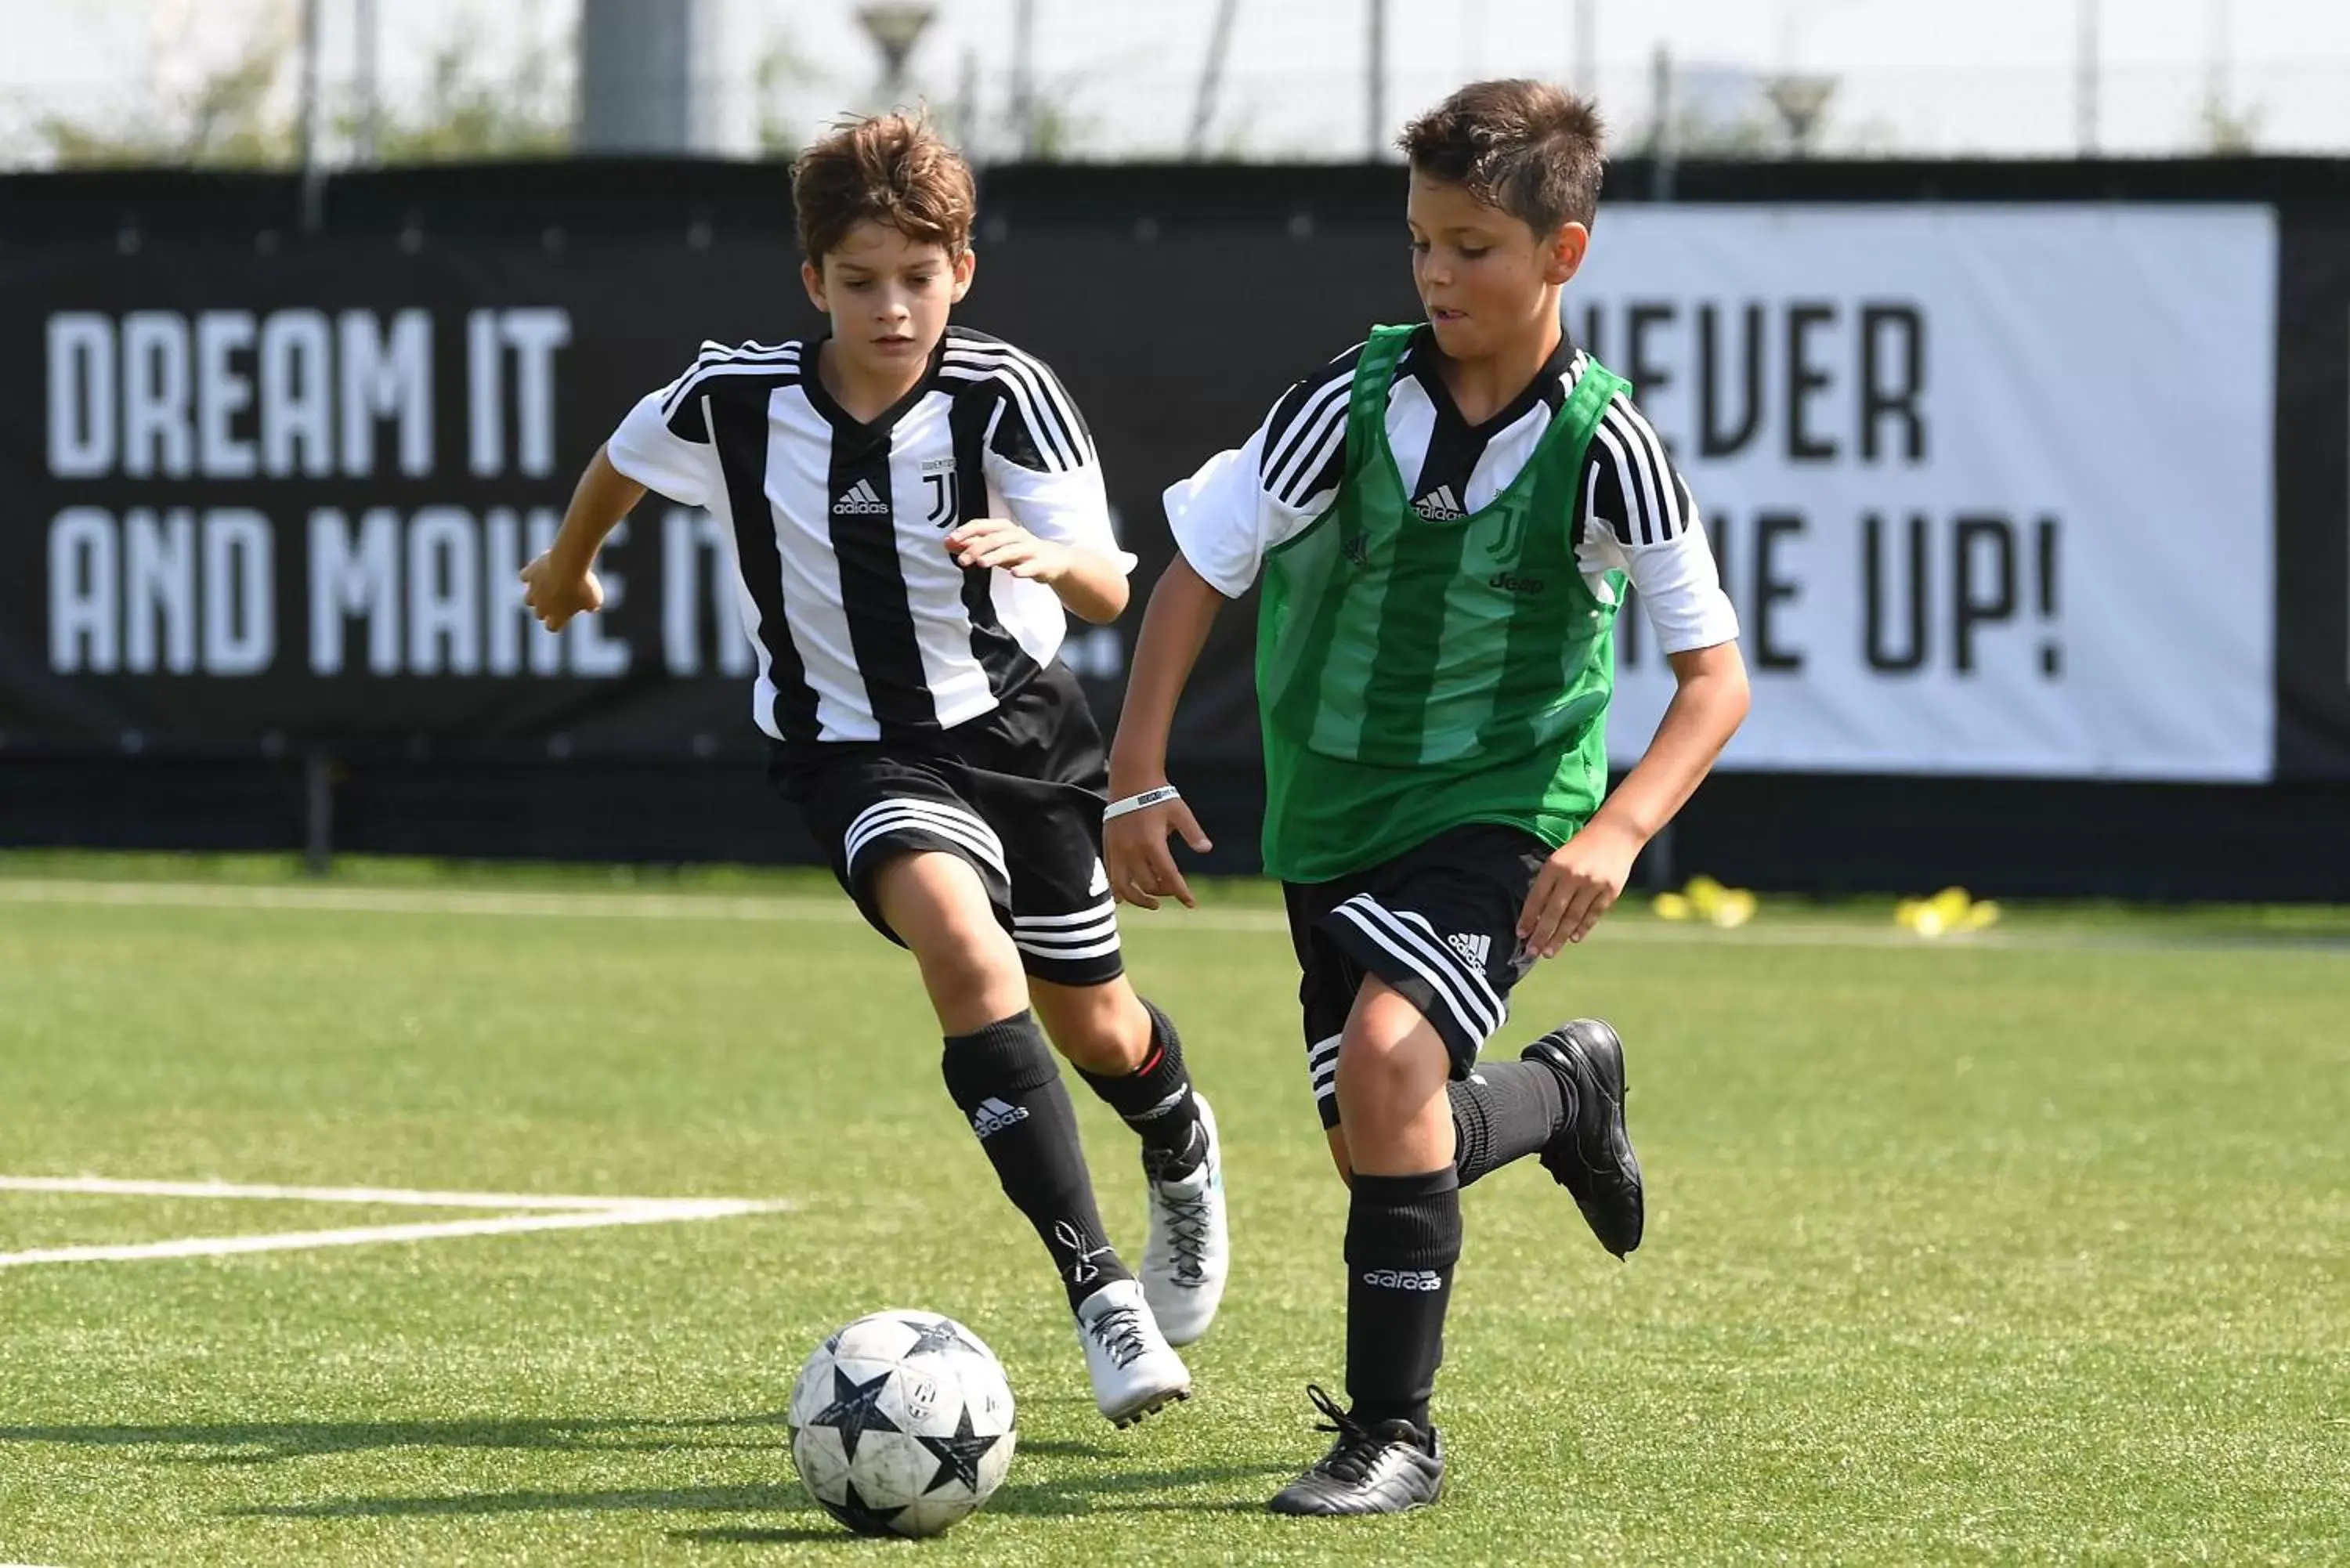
1166;324;1738;656
606;326;1130;746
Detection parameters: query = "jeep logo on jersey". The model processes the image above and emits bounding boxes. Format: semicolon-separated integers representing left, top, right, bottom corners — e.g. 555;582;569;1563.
1487;571;1546;596
832;479;890;516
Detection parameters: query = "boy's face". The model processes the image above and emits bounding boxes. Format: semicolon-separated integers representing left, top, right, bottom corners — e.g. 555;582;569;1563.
1405;170;1589;362
801;219;975;378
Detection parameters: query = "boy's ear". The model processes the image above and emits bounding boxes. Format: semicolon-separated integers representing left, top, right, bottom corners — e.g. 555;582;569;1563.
801;258;829;314
950;247;977;303
1545;222;1591;287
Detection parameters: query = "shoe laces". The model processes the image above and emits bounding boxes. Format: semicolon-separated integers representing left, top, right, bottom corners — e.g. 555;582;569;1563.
1153;1184;1213;1285
1085;1302;1153;1370
1303;1383;1389;1484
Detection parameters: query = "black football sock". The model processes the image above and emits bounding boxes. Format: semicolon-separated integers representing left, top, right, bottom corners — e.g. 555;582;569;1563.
1448;1060;1567;1187
943;1010;1133;1312
1343;1166;1462;1436
1073;997;1206;1180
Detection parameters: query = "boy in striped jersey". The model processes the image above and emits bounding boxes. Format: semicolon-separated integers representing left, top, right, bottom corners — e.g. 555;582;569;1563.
1108;80;1749;1512
521;114;1226;1432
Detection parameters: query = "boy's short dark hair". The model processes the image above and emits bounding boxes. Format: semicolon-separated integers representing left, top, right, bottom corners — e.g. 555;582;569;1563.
791;111;977;264
1399;79;1606;233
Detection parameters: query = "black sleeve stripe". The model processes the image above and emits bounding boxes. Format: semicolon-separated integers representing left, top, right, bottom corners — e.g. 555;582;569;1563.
1263;384;1350;508
1580;441;1634;548
945;349;1068;470
1258;342;1364;491
944;346;1095;472
1614;397;1687;537
660;342;802;417
1596;399;1679;546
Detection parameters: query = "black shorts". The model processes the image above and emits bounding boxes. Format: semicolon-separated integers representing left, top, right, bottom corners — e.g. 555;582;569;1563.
769;664;1123;988
1285;823;1548;1129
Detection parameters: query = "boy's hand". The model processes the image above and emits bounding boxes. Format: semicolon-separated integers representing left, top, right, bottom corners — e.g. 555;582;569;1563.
1517;818;1644;957
945;518;1070;583
519;551;604;631
1103;793;1213;911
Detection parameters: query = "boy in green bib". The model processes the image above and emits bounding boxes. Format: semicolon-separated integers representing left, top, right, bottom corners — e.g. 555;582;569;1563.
1107;79;1751;1514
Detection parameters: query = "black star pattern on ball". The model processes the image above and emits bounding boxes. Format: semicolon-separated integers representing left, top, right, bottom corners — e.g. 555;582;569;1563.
808;1365;900;1462
917;1402;1004;1495
818;1476;906;1537
902;1315;984;1360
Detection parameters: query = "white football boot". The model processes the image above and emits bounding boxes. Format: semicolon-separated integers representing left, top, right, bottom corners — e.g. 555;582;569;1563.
1140;1093;1229;1346
1072;1277;1191;1427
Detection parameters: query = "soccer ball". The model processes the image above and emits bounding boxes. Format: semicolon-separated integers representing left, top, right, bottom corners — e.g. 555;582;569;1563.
786;1309;1018;1537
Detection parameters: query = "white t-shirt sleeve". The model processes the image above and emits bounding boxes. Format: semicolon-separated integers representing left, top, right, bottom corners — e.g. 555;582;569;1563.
1162;346;1360;598
981;383;1135;574
605;370;718;509
1579;390;1740;653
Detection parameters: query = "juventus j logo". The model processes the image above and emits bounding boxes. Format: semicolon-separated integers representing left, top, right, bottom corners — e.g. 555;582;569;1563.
1484;508;1528;562
923;468;961;529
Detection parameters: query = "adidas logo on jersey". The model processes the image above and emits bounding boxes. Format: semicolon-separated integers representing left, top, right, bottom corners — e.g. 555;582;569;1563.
1361;1268;1445;1292
1445;931;1491;970
832;479;890;515
1413;484;1466;521
970;1097;1030;1140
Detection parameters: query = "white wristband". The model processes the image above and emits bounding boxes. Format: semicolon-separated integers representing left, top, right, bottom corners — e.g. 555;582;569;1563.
1102;785;1182;823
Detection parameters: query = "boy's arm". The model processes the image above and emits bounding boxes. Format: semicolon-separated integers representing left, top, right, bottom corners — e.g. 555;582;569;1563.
1102;555;1224;909
960;353;1137;625
1517;641;1749;956
521;444;645;630
944;518;1130;623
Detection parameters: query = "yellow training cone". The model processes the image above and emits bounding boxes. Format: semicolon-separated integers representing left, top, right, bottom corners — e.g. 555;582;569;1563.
1711;888;1757;928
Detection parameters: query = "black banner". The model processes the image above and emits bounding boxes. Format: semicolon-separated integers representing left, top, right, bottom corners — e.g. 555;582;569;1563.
2;231;1411;759
2276;208;2350;779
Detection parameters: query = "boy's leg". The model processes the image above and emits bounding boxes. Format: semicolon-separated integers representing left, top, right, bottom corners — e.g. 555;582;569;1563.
962;694;1227;1347
1267;976;1454;1516
871;848;1192;1426
1031;977;1207;1179
871;850;1126;1309
1032;975;1227;1346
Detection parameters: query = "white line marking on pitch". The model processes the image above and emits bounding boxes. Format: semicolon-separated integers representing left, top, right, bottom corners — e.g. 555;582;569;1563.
0;1175;788;1270
0;877;2341;956
0;1176;698;1210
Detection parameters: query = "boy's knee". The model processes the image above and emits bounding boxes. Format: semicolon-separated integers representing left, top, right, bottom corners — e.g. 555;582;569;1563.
1335;1030;1427;1107
871;852;1024;1024
1033;981;1148;1074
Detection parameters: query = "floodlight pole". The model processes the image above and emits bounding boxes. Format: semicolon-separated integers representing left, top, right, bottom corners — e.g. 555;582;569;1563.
1572;0;1596;96
1010;0;1036;156
354;0;379;165
297;0;324;232
1366;0;1386;159
1189;0;1240;157
2074;0;2100;156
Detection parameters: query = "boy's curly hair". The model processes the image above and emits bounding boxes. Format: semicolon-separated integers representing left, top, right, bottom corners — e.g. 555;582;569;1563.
1400;79;1607;232
791;111;976;263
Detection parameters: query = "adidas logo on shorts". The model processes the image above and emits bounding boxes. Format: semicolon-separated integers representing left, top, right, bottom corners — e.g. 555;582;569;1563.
970;1097;1030;1140
832;479;890;516
1361;1268;1445;1292
1444;930;1491;970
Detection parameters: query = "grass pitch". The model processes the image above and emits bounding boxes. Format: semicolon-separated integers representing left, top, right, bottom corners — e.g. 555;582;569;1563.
1;859;2345;1566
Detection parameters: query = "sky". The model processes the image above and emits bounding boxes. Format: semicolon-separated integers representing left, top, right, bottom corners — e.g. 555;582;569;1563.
5;0;2350;164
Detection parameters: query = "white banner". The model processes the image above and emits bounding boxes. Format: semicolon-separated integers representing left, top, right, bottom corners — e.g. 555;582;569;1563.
1582;206;2276;781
